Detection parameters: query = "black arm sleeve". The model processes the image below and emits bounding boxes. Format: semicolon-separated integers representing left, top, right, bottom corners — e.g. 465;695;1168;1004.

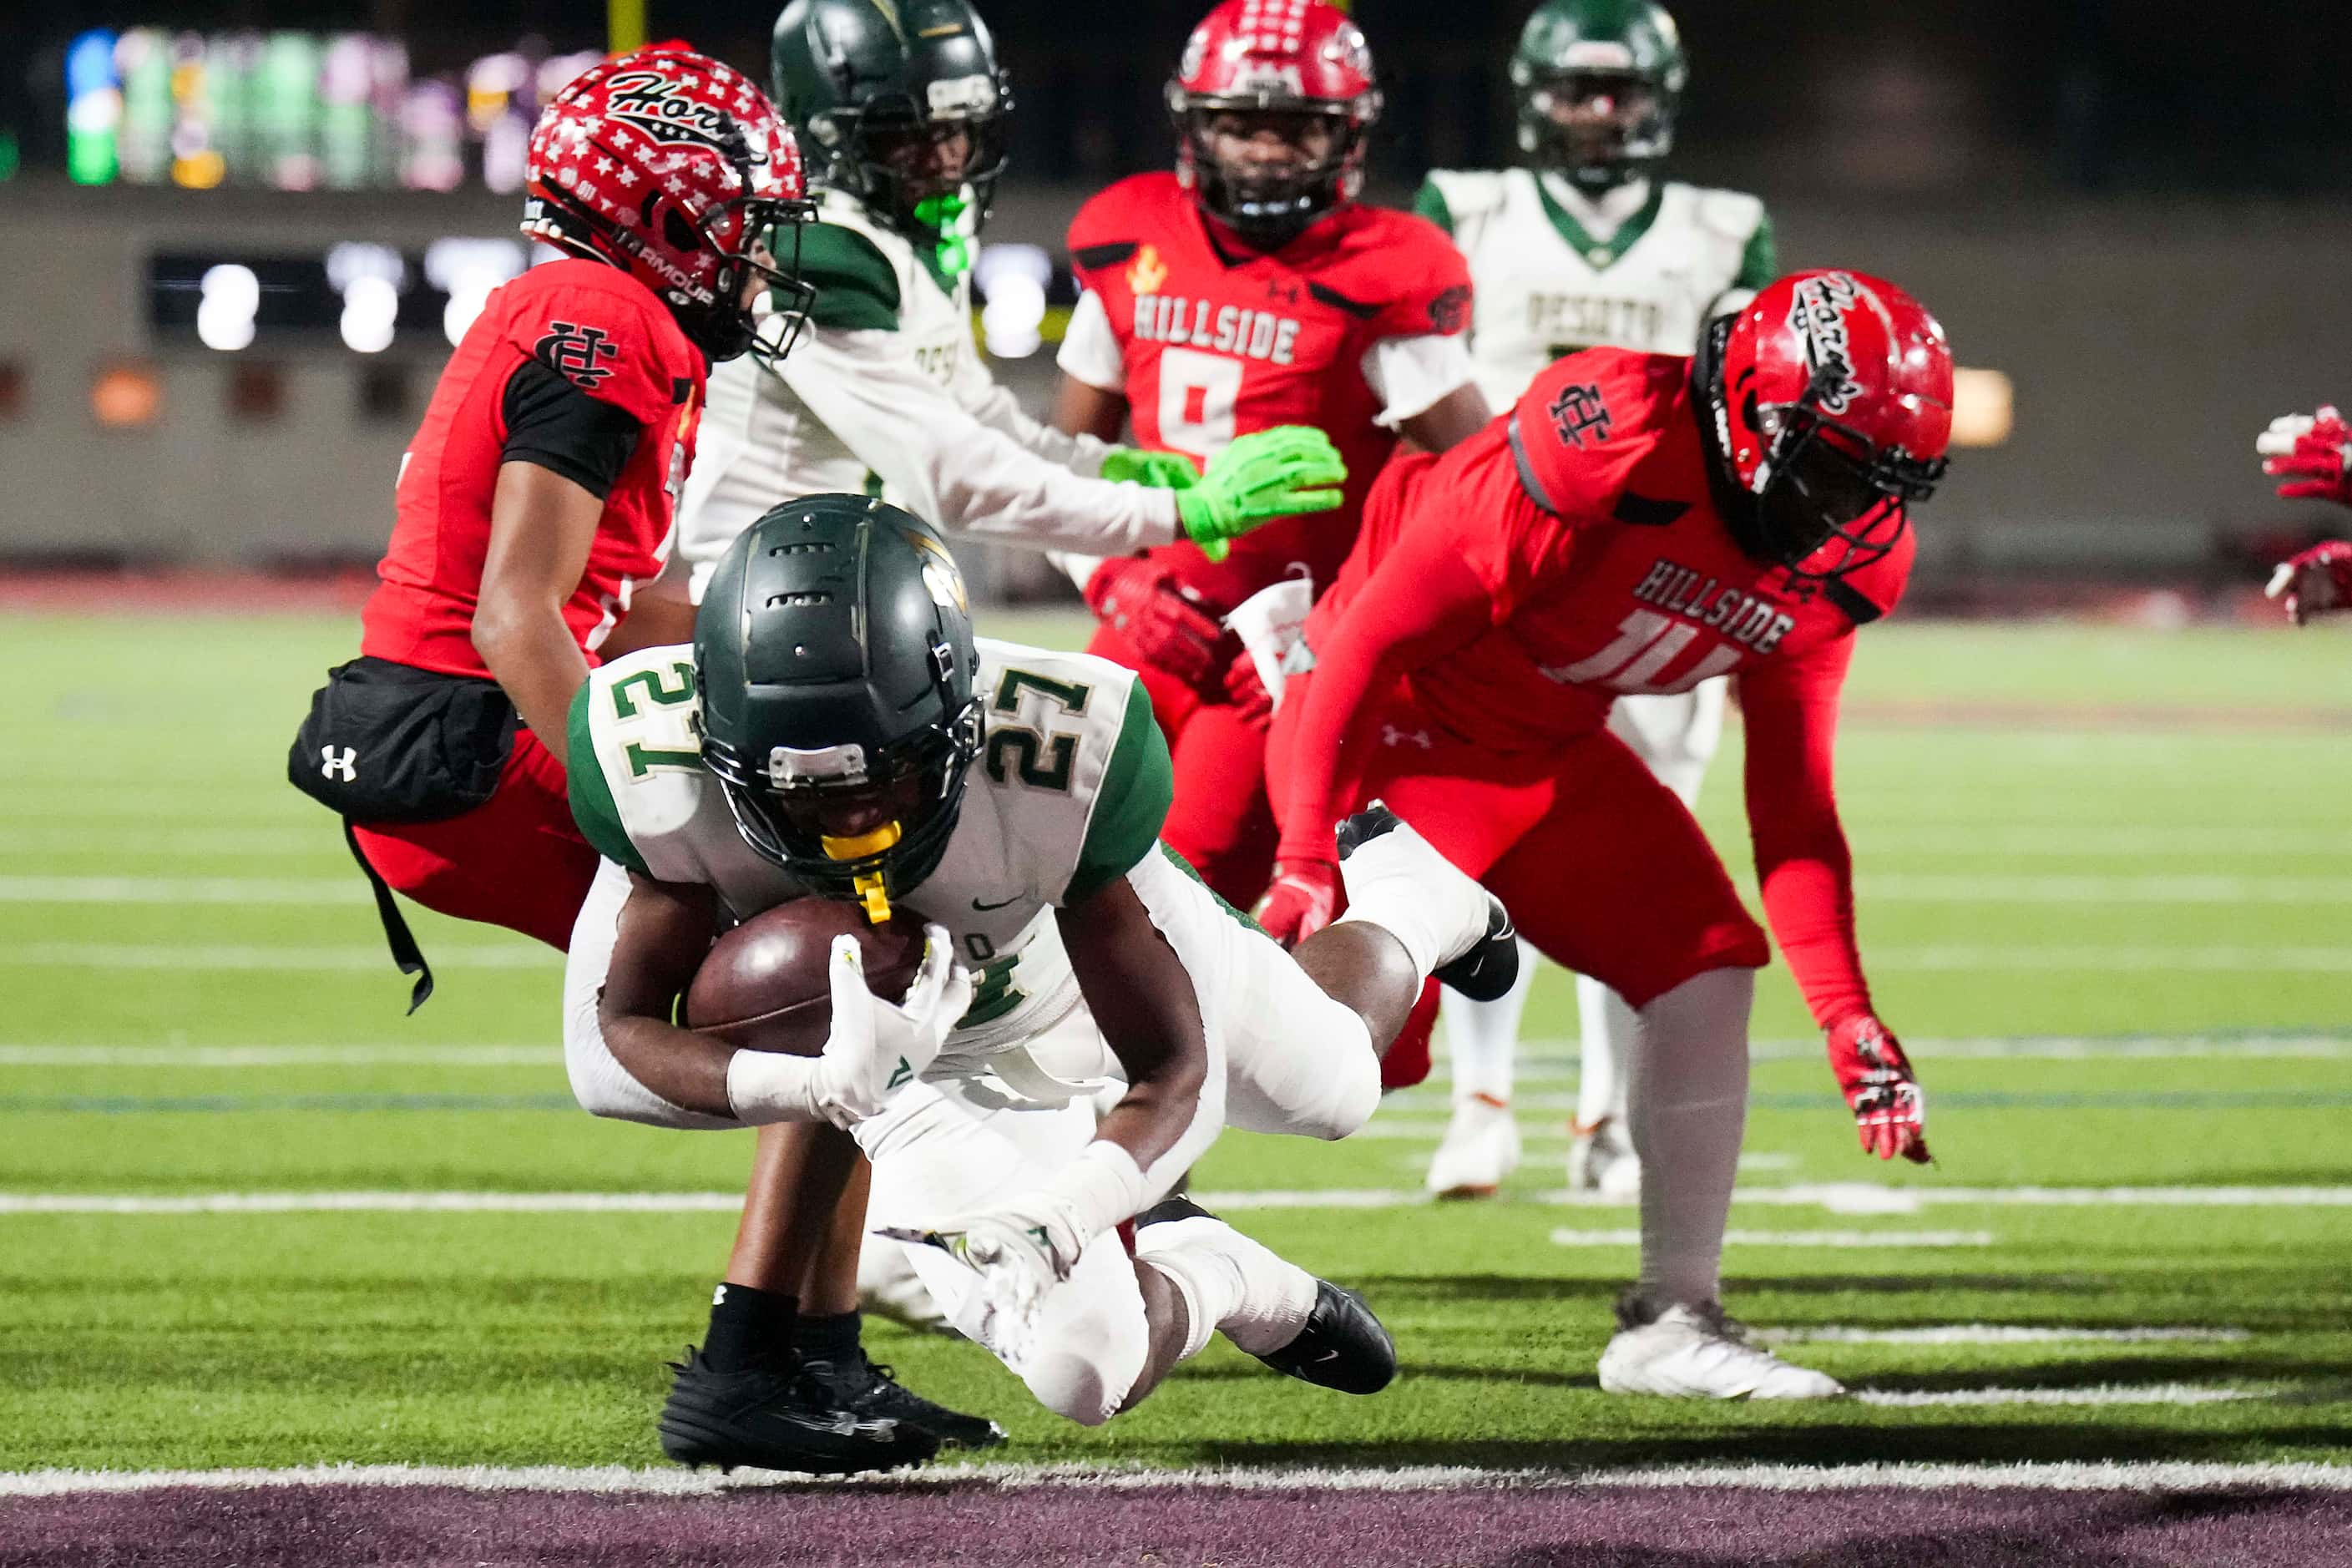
499;358;645;500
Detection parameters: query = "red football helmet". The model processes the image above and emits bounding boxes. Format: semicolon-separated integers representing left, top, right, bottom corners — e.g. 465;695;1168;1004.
1166;0;1382;246
1703;269;1953;580
524;47;815;362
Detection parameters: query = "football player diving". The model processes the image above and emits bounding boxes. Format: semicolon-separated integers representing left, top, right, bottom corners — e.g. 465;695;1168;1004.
561;496;1519;1452
604;0;1352;1469
1413;0;1778;1202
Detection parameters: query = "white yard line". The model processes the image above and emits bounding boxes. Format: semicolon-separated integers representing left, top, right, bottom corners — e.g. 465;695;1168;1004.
10;873;2352;906
5;1459;2348;1496
7;1185;2352;1216
0;1044;556;1068
1754;1325;2250;1346
1853;1383;2269;1408
0;831;328;857
0;944;557;972
1550;1227;1995;1248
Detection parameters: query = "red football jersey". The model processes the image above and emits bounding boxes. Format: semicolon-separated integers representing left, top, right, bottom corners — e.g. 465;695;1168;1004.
1310;346;1913;755
1065;172;1472;610
361;258;705;678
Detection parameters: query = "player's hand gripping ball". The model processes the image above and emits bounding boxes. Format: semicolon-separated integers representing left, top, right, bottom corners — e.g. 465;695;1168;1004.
1826;1013;1931;1164
687;901;969;1125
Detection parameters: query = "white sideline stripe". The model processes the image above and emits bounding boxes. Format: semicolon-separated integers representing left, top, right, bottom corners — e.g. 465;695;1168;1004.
1551;1227;1994;1248
7;1459;2349;1498
13;873;2352;908
4;1035;2342;1069
0;877;359;905
0;944;558;972
1877;827;2352;856
1755;1325;2250;1346
0;1044;556;1068
1857;873;2352;903
0;831;329;857
14;943;2352;974
8;1186;2352;1217
1854;1383;2268;1408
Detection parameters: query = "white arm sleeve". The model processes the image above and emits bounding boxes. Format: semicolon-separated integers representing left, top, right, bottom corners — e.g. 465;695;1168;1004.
1360;332;1479;429
1055;289;1127;394
780;327;1181;554
950;330;1116;477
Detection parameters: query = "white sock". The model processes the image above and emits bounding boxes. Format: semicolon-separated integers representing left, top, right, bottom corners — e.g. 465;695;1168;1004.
1133;1215;1318;1358
1444;938;1535;1104
1333;808;1490;981
1574;973;1639;1128
1626;968;1753;1308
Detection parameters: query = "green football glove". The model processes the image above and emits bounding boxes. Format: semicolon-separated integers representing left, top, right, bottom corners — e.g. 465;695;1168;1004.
1175;426;1348;563
1099;448;1201;489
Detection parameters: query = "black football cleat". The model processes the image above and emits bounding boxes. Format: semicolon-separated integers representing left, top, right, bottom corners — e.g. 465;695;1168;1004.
1253;1278;1399;1395
1337;802;1520;1003
658;1346;940;1475
1134;1196;1399;1396
800;1344;1006;1451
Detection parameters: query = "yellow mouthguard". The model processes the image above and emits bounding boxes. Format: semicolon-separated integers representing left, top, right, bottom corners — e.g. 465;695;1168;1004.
822;822;903;926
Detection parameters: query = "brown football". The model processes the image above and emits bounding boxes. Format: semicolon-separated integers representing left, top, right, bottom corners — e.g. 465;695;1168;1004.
685;900;928;1056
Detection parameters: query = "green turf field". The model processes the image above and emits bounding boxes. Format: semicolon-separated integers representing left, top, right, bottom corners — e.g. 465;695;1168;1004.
3;610;2349;1474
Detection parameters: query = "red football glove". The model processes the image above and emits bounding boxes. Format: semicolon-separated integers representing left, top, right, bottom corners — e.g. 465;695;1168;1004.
1825;1014;1930;1165
2259;406;2352;505
1223;651;1274;726
2265;540;2352;625
1084;558;1227;695
1253;857;1339;949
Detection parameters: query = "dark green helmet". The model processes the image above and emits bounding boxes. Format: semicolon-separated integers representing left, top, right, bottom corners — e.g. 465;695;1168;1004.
696;493;983;918
1510;0;1687;191
770;0;1014;239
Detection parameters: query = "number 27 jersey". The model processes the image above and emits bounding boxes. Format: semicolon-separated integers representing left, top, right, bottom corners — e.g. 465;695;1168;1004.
1063;173;1472;607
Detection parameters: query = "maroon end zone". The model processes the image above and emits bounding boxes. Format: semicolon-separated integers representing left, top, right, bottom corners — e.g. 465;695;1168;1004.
3;1478;2346;1567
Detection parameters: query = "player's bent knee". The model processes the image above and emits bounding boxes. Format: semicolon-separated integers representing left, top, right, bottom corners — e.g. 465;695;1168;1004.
1022;1348;1127;1428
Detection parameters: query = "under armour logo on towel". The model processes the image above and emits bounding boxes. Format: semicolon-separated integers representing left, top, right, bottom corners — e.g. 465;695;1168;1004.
321;746;358;783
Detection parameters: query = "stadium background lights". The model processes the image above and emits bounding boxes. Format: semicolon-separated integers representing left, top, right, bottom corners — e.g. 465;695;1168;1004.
196;264;260;352
328;243;406;355
426;238;531;346
975;244;1052;360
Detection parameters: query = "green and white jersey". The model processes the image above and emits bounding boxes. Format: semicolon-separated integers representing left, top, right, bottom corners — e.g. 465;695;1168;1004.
566;637;1173;1073
676;190;1172;599
1415;169;1774;410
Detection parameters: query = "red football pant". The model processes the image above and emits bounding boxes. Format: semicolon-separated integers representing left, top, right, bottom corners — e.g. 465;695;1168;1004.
1086;620;1278;909
350;727;598;952
1271;680;1768;1014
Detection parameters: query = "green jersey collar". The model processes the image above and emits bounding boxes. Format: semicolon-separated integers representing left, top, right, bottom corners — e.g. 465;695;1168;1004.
1535;173;1664;271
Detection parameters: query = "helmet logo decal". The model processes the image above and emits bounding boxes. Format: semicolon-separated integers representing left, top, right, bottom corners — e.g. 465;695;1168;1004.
604;70;747;155
534;321;618;390
1788;271;1865;416
902;529;969;612
1126;245;1169;296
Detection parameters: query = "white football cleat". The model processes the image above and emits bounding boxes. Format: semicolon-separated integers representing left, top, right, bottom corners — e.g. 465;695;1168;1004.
1566;1115;1641;1198
1598;1296;1844;1400
1424;1093;1521;1199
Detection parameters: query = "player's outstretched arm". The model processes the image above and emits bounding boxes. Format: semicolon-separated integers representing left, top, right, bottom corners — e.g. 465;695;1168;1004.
2259;406;2352;508
888;869;1213;1301
1740;640;1929;1164
1263;536;1495;947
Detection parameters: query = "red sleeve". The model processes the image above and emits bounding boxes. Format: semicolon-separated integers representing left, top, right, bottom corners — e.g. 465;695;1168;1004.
1275;525;1501;864
504;281;685;431
1740;633;1873;1029
1369;216;1473;342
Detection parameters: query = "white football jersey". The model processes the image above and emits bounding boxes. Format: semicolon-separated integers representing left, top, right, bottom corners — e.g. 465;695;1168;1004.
567;638;1173;1074
1417;169;1773;410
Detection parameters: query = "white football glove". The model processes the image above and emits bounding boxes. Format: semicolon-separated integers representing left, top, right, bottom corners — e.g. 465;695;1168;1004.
810;925;969;1127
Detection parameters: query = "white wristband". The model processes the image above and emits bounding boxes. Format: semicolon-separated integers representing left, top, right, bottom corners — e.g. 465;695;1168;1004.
1034;1140;1150;1254
724;1050;835;1126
